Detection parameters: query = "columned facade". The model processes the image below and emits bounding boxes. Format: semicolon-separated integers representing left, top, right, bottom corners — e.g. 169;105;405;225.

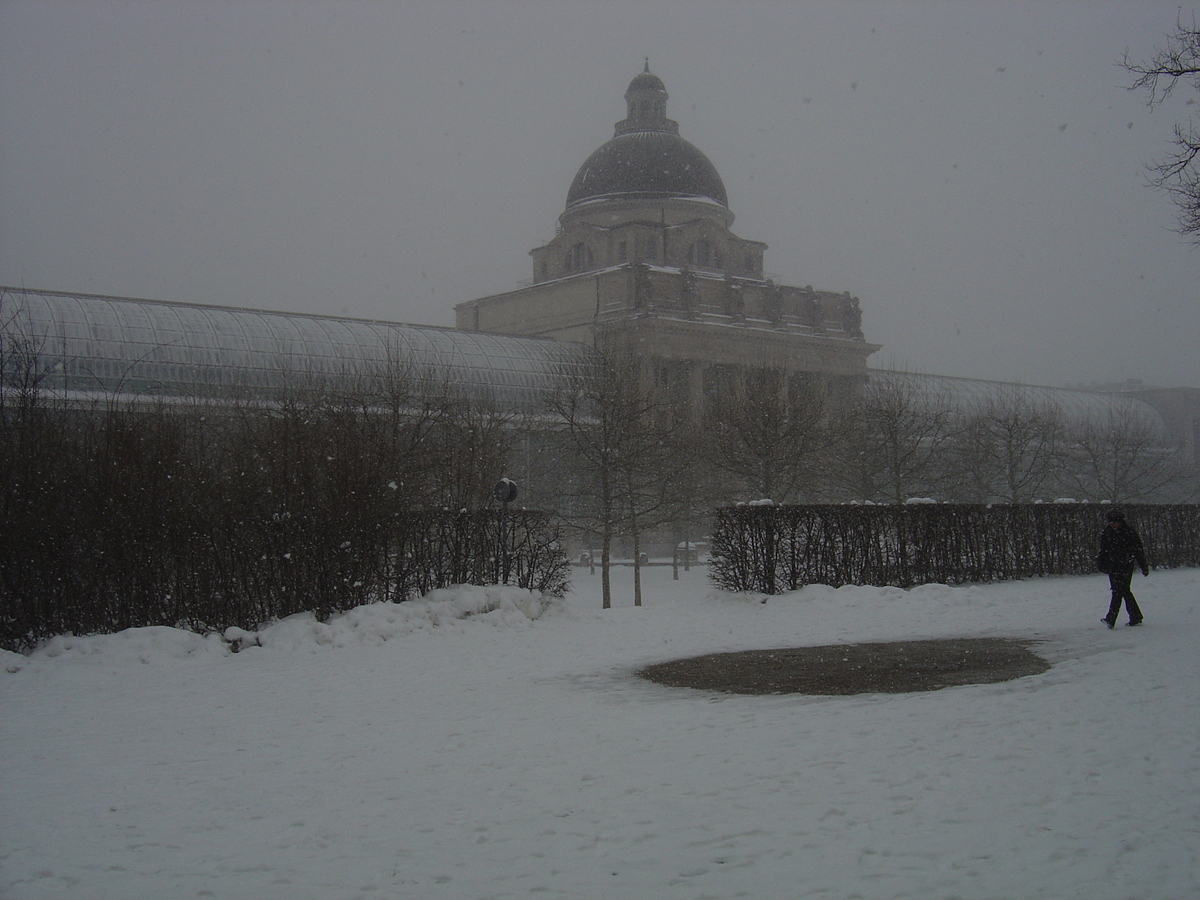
455;65;879;409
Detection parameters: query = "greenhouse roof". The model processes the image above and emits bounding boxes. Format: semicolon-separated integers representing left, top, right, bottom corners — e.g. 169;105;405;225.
1;287;592;409
0;288;1167;438
871;369;1166;436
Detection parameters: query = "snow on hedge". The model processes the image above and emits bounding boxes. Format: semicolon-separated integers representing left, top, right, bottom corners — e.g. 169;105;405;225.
10;585;562;668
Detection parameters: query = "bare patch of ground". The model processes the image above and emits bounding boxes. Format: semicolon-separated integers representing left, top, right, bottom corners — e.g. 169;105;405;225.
638;637;1050;696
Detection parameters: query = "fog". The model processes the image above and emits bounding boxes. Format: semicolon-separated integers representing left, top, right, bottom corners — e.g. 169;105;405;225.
1;0;1197;389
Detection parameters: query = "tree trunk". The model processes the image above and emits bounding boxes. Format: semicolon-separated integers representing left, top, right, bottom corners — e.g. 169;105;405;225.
632;522;642;606
601;523;612;609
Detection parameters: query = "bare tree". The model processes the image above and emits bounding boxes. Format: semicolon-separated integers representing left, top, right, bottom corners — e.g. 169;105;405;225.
0;298;56;420
947;388;1067;503
427;394;516;510
1123;17;1200;238
1065;399;1183;502
838;369;957;504
340;353;459;511
702;368;832;504
549;338;686;609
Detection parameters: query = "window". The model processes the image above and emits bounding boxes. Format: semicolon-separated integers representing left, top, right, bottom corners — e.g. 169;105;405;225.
689;241;714;266
571;243;593;270
703;365;735;401
618;241;627;262
655;361;690;403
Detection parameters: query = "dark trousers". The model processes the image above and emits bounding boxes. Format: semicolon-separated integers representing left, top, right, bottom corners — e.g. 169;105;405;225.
1106;569;1143;623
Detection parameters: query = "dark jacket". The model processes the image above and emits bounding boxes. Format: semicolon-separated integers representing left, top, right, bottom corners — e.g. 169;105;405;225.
1096;523;1148;575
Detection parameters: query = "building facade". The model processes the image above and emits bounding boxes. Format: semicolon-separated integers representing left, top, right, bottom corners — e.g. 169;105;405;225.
2;66;1195;483
454;66;879;413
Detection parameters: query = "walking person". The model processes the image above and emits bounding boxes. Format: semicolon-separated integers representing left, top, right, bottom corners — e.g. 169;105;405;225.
1096;509;1149;628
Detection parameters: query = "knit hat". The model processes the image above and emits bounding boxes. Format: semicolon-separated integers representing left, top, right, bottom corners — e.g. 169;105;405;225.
1106;509;1126;523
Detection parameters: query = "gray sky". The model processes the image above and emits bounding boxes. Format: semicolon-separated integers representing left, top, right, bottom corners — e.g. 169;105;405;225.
2;0;1198;389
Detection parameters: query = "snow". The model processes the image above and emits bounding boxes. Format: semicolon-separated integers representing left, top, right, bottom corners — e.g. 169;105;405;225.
2;565;1198;899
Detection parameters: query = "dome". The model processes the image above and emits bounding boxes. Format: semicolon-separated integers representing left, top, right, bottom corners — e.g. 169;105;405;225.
626;71;666;93
565;67;728;211
566;131;728;209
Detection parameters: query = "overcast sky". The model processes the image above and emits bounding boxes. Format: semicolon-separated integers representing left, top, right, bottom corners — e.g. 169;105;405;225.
2;1;1198;389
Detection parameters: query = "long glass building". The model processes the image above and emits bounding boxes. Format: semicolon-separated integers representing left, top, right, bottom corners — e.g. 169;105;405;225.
1;287;592;409
874;369;1166;438
0;285;1172;445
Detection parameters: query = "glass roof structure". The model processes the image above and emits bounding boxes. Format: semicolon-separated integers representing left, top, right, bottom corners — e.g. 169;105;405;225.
1;287;1165;438
871;369;1166;437
1;287;593;409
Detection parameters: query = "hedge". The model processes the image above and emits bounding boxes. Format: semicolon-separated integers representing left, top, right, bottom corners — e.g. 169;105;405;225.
709;504;1200;593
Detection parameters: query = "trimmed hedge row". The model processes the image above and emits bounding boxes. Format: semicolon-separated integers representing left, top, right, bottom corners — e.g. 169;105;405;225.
709;504;1200;593
0;500;569;651
0;397;570;650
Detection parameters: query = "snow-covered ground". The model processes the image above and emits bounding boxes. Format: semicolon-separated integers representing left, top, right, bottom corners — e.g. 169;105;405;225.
2;564;1198;900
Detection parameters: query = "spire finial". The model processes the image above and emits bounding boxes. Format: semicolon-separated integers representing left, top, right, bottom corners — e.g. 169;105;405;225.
644;57;650;73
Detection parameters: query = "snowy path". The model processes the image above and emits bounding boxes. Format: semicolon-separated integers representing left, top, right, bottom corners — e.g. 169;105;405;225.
2;567;1198;899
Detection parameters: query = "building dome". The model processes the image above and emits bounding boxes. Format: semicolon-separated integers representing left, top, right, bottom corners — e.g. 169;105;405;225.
565;66;728;211
566;132;728;210
626;70;666;93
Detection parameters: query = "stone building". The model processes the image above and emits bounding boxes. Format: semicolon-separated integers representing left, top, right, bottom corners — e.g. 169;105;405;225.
3;65;1194;486
455;65;879;413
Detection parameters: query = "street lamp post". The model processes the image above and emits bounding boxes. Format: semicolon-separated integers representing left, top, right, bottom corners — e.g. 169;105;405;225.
494;478;518;584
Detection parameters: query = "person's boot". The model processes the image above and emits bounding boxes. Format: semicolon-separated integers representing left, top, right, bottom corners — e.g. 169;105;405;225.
1127;600;1143;626
1104;596;1122;629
